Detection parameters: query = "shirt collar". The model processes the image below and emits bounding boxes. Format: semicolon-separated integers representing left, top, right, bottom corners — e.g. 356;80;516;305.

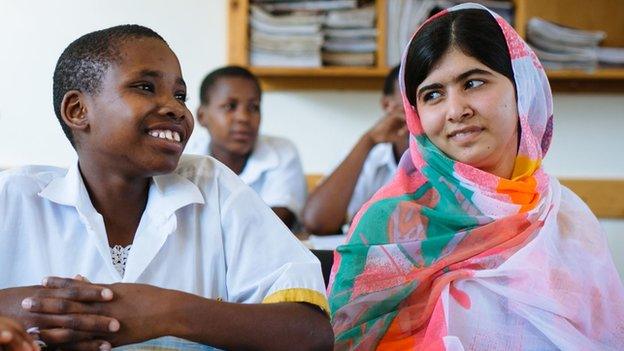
39;161;205;218
240;137;279;184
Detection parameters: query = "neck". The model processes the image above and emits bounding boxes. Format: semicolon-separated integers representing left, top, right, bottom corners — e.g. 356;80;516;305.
78;157;149;246
209;143;249;175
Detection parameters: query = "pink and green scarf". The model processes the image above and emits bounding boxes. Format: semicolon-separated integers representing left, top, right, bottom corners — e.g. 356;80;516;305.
327;3;624;350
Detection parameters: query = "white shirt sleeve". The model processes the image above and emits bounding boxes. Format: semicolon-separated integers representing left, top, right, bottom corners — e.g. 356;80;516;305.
220;184;328;313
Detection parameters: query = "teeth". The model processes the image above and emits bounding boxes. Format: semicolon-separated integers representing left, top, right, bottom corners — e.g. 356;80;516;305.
148;129;182;142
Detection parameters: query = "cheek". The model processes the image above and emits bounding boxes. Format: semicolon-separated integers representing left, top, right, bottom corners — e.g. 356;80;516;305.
418;108;445;138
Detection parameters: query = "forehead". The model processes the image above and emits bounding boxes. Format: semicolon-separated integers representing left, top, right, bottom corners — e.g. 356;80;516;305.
421;48;492;84
210;76;260;99
111;37;182;78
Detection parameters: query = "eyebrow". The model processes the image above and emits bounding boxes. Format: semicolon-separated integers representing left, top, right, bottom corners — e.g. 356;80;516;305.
417;68;494;98
136;69;186;87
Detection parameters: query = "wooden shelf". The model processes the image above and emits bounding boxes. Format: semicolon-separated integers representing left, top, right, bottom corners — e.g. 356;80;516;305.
229;0;624;91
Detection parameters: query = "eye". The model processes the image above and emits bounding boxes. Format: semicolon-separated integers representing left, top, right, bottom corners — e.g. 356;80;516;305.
465;79;484;89
222;102;237;112
134;82;155;93
248;103;260;113
174;91;187;102
423;91;442;102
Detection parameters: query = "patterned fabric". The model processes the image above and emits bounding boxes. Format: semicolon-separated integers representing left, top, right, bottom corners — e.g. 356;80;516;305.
327;3;624;350
110;245;132;277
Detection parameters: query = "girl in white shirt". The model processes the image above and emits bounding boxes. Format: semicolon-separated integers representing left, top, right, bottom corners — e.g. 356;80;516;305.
0;25;331;351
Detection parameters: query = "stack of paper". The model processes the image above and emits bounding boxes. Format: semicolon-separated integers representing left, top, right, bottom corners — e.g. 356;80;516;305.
249;4;325;67
527;17;606;71
322;4;377;66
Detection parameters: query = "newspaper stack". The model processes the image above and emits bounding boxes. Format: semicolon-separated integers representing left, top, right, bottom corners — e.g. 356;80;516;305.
322;4;377;67
526;17;606;71
249;3;325;67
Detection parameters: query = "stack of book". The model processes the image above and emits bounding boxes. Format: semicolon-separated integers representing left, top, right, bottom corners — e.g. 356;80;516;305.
527;17;606;71
249;0;377;68
527;17;624;70
385;0;514;67
249;3;325;67
322;4;377;67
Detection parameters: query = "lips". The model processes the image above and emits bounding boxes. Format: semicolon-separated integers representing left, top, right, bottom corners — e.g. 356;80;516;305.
145;123;187;144
230;130;255;141
447;126;484;143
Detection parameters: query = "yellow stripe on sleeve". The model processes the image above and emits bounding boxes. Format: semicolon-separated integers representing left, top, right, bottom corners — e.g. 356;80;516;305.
262;288;330;315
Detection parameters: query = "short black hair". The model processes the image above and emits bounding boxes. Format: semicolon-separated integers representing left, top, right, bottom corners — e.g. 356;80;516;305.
382;65;401;96
404;9;514;106
53;24;167;147
199;65;262;105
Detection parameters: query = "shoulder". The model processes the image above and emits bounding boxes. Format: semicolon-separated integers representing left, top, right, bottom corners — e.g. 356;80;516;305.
0;165;66;198
557;182;601;231
258;135;300;157
173;154;251;201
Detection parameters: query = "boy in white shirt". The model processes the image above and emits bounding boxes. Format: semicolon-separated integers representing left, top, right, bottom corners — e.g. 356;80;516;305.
0;25;331;351
302;66;407;234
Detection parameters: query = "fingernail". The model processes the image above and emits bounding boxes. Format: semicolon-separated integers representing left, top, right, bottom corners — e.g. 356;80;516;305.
108;319;120;332
101;288;113;300
41;277;48;287
100;342;112;351
0;330;12;340
21;298;33;309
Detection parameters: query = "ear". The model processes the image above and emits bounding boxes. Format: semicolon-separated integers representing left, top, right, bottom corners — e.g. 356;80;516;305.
380;95;392;113
196;105;210;128
60;90;90;133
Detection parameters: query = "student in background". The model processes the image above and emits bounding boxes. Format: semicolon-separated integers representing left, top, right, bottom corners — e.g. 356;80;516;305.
186;66;306;229
302;66;408;234
0;25;331;351
0;317;38;351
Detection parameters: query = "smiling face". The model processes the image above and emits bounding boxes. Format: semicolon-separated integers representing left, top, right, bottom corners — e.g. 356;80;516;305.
415;47;519;179
78;37;193;177
197;76;261;158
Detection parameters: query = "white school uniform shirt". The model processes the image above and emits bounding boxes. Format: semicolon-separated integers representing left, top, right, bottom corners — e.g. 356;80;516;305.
0;155;327;313
186;130;306;217
346;142;398;222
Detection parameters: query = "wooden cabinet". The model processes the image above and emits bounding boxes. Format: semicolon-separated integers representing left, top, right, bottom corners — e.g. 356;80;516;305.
228;0;624;91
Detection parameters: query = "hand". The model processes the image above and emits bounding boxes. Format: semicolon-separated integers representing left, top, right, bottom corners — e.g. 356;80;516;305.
43;280;174;347
0;278;119;350
0;317;39;351
367;107;408;145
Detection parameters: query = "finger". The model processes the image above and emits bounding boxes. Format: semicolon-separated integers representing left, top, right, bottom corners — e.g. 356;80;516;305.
39;278;113;302
22;297;99;315
0;330;12;344
57;340;111;351
73;275;91;283
39;329;95;346
34;315;119;335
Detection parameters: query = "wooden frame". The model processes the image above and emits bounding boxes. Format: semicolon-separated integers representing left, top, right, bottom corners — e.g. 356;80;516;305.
228;0;624;91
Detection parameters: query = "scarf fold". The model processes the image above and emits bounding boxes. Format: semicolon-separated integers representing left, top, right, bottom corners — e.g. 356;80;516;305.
328;3;624;350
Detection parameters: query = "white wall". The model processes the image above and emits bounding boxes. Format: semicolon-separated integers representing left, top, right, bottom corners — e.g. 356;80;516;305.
1;1;623;276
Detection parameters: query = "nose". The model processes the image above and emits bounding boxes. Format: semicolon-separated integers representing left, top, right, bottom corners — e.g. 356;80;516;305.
446;91;473;123
233;107;252;123
158;96;187;122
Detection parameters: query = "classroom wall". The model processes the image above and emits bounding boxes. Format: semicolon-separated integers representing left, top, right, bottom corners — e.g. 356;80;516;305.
1;1;623;276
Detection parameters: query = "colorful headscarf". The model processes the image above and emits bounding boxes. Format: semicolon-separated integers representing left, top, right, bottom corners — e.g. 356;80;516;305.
327;3;624;350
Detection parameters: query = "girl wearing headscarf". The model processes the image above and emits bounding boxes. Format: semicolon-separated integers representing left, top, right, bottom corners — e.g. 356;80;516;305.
328;3;624;350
